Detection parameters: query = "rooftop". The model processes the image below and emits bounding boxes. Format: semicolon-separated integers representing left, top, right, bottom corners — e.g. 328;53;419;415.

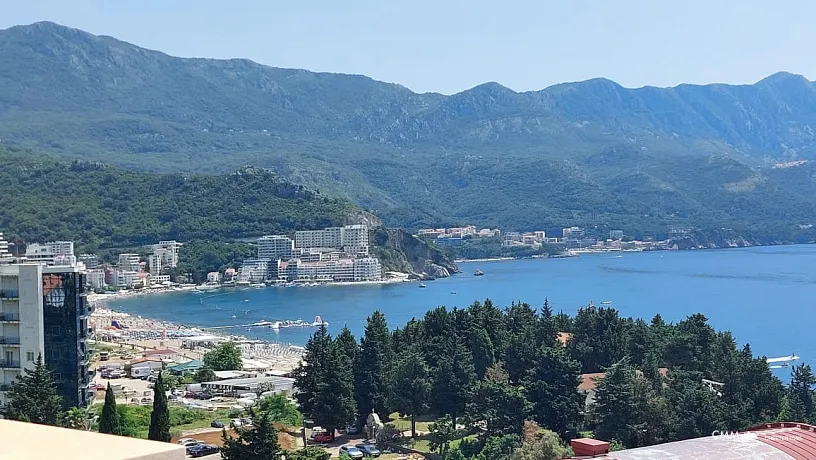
0;419;185;460
570;422;816;460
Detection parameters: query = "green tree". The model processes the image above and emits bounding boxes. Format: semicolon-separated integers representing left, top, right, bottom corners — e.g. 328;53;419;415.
475;434;519;460
666;371;725;441
64;407;87;430
356;311;394;417
258;393;303;427
428;415;457;456
468;364;528;438
432;340;476;427
3;354;63;425
790;364;816;418
778;393;806;422
503;303;539;383
221;411;282;459
286;447;331;460
524;346;582;438
294;325;356;436
509;429;570;460
193;365;217;383
335;326;359;366
392;346;431;438
98;382;122;435
147;372;171;442
592;358;669;448
203;341;243;371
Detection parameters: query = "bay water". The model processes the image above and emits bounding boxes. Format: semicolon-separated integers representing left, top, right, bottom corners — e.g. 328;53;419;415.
114;245;816;377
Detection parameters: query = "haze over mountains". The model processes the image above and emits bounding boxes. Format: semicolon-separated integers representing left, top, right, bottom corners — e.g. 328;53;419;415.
2;21;816;240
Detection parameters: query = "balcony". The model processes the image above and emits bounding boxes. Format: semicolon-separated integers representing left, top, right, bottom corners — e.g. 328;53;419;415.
0;360;20;369
0;290;19;300
0;337;21;346
0;313;19;322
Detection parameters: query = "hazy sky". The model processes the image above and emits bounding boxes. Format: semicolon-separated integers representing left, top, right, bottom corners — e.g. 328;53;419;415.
2;0;814;95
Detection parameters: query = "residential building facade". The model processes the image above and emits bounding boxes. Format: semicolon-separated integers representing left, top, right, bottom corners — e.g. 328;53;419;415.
117;253;140;272
25;241;75;265
0;262;91;409
257;235;294;261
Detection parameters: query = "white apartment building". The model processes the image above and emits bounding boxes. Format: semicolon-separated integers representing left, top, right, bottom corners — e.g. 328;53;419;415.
152;275;171;285
114;270;139;288
207;272;220;283
25;241;75;265
118;254;140;272
87;269;106;290
147;254;162;277
0;262;91;409
294;225;369;255
353;257;382;281
296;259;355;282
0;234;12;263
152;241;181;269
257;235;294;261
239;260;268;283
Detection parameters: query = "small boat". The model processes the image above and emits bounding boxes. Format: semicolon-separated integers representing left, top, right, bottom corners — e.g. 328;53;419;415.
312;315;329;327
450;291;457;294
419;283;427;288
601;300;612;305
474;269;484;276
243;299;249;302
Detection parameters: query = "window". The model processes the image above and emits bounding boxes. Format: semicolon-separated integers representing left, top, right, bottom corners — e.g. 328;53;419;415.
26;352;34;362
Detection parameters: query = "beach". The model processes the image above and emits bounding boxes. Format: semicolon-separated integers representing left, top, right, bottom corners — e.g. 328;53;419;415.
89;291;305;374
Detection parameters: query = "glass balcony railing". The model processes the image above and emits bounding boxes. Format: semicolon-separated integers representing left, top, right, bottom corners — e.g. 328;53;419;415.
0;360;20;368
0;313;19;322
0;337;21;345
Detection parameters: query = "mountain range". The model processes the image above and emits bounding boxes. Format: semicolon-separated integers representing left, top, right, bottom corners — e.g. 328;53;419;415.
2;21;816;240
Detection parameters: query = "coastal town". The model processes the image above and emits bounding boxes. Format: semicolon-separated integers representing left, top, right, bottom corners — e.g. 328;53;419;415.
418;225;679;254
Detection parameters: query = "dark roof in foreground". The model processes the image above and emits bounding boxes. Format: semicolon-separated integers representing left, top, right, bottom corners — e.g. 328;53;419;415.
570;422;816;460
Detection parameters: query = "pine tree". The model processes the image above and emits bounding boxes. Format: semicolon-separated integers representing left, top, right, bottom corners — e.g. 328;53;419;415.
431;340;476;427
98;382;122;435
778;394;806;422
335;326;359;367
393;345;431;438
221;411;281;459
356;311;394;416
468;364;528;437
147;372;171;442
294;325;356;435
790;364;816;418
3;354;63;425
524;346;582;438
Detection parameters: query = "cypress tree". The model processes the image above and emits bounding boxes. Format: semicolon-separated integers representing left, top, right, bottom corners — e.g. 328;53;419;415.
356;311;394;416
147;372;171;442
3;354;62;425
98;382;122;435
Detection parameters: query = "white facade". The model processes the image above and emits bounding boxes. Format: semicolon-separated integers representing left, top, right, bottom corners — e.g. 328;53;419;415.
152;275;171;285
152;241;181;269
0;264;45;407
147;254;162;277
353;257;382;281
117;254;140;272
87;269;106;290
115;270;139;288
239;260;268;283
25;241;75;265
257;235;294;261
207;272;220;283
296;260;354;282
294;225;369;254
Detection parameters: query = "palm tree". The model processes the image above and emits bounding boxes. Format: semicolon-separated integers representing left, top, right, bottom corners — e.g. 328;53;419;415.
64;407;88;430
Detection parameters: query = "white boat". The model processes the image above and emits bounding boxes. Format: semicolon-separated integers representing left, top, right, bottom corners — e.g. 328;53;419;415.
419;283;427;288
195;283;219;291
767;354;800;364
312;315;329;327
601;300;613;305
251;283;265;288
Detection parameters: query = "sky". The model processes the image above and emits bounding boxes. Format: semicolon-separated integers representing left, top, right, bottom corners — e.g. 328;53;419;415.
2;0;815;95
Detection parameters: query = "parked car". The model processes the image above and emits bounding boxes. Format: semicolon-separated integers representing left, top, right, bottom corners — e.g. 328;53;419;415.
310;426;326;439
230;418;243;428
312;431;333;443
339;445;364;459
355;443;381;457
240;418;253;427
210;420;225;428
188;444;219;458
177;438;199;446
345;423;360;434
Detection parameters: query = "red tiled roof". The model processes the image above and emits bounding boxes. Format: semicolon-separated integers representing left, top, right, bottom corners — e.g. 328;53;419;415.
568;422;816;459
578;373;605;392
747;422;816;460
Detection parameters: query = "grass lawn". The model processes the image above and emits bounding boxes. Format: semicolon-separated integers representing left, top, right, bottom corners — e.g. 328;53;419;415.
387;412;435;434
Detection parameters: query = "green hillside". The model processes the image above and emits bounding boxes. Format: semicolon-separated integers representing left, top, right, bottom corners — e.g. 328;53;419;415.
2;22;816;240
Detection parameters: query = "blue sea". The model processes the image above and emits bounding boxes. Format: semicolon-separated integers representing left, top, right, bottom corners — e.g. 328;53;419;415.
114;245;816;378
